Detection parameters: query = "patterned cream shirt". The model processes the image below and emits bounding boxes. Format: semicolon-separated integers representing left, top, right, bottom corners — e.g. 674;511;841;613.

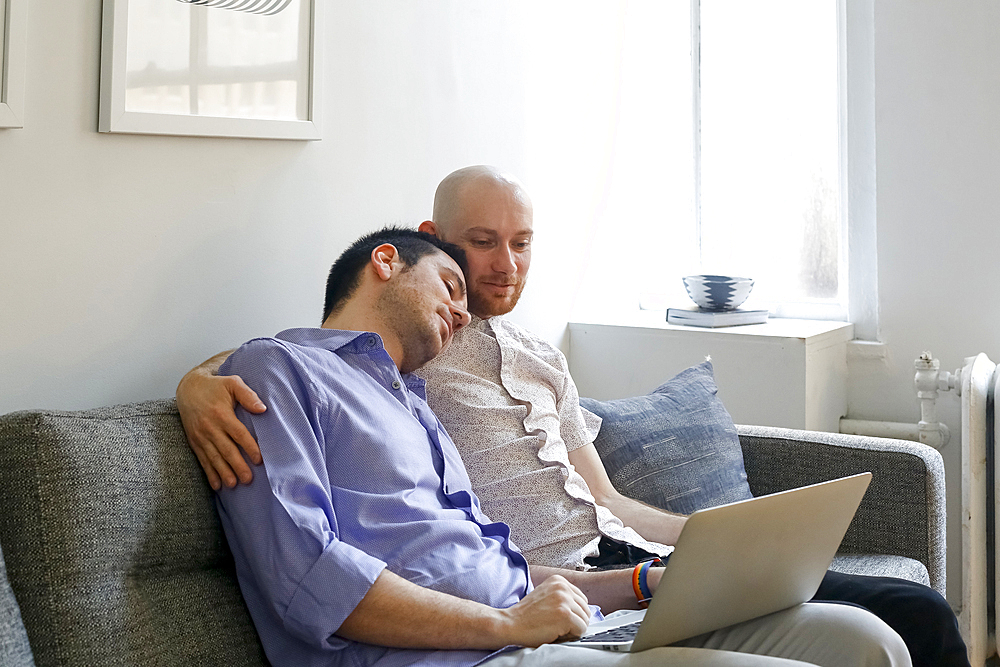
417;315;672;569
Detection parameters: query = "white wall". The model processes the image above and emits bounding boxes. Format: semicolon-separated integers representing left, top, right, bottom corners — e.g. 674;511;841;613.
848;0;1000;605
853;2;1000;421
0;1;579;414
0;0;638;415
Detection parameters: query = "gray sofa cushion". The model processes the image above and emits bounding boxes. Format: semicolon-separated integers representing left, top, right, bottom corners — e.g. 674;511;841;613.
830;554;931;588
580;361;753;515
0;541;34;667
0;400;267;667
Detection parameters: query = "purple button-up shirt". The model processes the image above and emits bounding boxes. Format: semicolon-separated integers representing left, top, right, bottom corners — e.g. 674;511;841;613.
216;327;532;667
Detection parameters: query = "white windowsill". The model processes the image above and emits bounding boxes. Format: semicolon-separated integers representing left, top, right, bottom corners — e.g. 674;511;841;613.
569;309;854;346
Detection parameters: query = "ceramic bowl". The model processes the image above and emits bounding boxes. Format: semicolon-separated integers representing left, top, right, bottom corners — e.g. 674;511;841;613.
682;274;754;311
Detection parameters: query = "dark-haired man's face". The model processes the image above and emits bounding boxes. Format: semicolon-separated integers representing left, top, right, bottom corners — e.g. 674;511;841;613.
378;251;470;373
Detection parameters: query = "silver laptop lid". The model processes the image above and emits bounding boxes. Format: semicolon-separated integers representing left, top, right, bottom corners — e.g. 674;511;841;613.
630;472;872;652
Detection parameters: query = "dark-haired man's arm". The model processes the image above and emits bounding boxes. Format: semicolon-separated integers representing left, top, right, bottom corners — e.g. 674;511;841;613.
175;349;263;490
338;570;591;650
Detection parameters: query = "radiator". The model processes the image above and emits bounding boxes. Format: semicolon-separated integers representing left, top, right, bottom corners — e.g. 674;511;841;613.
958;353;999;665
844;352;998;663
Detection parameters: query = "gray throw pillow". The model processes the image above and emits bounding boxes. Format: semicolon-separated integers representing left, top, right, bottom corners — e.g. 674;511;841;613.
0;541;34;667
580;360;753;515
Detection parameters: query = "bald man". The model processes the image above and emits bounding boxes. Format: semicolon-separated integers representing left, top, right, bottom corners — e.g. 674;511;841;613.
414;167;682;567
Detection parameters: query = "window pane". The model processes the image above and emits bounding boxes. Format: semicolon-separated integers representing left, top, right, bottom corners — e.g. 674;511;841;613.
700;0;840;307
125;0;310;121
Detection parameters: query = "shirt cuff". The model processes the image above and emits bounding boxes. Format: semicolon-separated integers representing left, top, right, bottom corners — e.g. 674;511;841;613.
284;537;387;649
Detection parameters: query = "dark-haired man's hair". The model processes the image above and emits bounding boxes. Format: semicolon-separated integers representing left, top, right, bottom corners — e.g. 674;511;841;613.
322;226;467;322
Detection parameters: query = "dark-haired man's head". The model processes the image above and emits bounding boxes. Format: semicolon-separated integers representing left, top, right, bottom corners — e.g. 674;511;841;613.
322;226;467;321
418;166;533;319
321;227;470;374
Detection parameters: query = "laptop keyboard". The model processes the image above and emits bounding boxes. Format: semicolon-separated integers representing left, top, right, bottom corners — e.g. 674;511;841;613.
578;621;642;643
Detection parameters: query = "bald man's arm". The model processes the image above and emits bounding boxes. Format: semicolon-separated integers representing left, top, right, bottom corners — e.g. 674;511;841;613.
569;444;687;547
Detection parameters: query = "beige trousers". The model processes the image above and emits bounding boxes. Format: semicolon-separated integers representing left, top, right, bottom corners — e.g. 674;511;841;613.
485;602;911;667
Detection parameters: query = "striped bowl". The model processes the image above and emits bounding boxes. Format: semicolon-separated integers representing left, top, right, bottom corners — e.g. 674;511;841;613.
682;275;754;311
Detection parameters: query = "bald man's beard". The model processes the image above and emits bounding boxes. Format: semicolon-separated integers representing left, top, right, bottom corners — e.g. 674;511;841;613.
467;274;527;318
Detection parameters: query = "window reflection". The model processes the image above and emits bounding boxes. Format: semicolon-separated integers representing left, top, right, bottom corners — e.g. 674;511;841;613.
125;0;310;121
176;0;293;15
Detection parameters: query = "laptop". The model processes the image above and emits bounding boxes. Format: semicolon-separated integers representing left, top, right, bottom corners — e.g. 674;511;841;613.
568;472;872;653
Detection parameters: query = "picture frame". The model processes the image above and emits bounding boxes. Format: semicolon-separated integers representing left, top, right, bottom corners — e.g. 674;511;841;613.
99;0;322;140
0;0;27;128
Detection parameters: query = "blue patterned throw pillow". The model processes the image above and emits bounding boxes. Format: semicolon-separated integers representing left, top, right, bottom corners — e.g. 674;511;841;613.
580;361;753;515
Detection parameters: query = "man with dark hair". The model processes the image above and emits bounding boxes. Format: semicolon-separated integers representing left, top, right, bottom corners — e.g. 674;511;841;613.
208;225;909;667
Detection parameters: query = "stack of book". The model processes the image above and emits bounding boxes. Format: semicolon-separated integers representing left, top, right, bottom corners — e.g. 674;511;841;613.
666;305;769;328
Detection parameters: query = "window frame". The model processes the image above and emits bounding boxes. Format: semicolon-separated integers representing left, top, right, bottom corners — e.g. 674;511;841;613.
98;0;323;140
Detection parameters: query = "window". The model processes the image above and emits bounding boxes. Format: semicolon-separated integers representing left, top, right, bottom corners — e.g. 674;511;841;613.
527;1;848;321
700;0;842;317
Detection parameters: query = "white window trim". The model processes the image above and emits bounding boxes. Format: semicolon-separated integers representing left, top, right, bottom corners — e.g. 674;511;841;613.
843;0;878;341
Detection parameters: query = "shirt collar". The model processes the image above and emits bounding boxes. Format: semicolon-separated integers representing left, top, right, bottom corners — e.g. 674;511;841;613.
275;327;427;394
469;314;501;333
276;327;373;352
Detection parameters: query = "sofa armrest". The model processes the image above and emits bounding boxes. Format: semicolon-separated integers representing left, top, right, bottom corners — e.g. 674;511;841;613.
736;425;947;595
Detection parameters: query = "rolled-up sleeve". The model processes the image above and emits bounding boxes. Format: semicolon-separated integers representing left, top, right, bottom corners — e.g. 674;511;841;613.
216;339;386;650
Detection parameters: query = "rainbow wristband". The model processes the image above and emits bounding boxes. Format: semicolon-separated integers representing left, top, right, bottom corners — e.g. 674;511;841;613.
631;563;645;604
631;558;661;607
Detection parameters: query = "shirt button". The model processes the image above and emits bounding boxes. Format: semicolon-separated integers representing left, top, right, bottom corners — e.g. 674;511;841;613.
391;380;401;390
366;337;376;348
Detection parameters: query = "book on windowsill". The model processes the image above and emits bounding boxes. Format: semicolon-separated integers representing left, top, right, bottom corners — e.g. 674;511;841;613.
666;305;770;328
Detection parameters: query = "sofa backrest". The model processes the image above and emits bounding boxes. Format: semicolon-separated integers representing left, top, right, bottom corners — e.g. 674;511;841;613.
0;400;268;667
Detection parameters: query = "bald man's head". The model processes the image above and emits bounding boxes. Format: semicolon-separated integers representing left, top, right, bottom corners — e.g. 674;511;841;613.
432;166;531;234
420;166;533;318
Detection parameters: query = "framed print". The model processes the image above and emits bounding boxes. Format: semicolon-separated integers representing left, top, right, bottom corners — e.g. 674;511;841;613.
99;0;322;140
0;0;27;128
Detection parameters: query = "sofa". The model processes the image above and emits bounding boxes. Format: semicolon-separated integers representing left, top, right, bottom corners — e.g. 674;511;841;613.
0;396;946;667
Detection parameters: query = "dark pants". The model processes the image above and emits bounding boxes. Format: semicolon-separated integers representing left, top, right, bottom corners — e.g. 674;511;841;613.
586;537;970;667
813;570;970;667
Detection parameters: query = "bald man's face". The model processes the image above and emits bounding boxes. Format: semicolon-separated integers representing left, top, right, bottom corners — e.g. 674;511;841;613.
431;181;532;318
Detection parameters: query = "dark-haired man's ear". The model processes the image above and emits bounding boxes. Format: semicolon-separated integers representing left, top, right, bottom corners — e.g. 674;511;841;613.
418;220;438;237
370;244;400;282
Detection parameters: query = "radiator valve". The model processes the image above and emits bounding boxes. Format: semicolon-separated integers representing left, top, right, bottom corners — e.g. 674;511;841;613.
913;352;954;448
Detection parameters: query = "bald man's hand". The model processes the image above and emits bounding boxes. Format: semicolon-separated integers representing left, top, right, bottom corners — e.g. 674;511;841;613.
176;350;264;490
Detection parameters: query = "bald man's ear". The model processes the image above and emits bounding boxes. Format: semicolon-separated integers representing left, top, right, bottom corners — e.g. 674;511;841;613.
371;244;400;282
418;220;438;237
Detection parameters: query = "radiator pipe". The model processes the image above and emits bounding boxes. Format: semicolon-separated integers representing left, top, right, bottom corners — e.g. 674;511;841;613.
839;352;956;449
840;418;922;441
